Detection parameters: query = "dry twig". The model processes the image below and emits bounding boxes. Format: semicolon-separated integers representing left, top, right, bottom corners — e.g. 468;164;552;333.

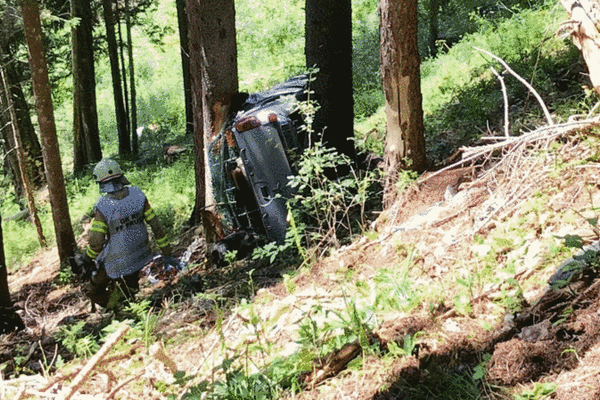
56;324;129;400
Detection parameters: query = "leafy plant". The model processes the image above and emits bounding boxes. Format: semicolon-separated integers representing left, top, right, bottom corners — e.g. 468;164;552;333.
387;332;425;358
56;321;100;358
515;382;556;400
472;353;492;380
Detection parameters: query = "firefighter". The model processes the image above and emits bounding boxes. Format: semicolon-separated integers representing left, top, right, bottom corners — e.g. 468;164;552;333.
83;158;172;309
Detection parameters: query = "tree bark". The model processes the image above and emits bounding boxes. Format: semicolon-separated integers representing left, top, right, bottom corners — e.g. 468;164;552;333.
187;0;238;243
305;0;355;161
22;0;76;264
560;0;600;94
125;0;138;155
116;6;132;153
427;0;441;58
379;0;427;207
176;0;193;136
102;0;131;157
72;0;102;174
0;213;11;308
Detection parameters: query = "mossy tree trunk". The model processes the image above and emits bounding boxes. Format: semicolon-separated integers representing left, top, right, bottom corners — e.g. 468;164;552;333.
379;0;427;208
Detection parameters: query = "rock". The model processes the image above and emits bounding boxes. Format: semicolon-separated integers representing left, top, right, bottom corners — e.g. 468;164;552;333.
518;320;552;342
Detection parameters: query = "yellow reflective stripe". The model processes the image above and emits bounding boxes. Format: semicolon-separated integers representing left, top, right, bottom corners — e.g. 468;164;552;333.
86;245;100;259
144;208;156;222
90;219;108;234
156;236;170;248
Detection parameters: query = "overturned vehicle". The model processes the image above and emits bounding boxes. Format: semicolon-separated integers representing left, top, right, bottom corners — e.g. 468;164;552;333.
208;76;309;263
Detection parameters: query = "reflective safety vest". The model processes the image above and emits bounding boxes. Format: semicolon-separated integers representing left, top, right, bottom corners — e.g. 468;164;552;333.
95;186;154;278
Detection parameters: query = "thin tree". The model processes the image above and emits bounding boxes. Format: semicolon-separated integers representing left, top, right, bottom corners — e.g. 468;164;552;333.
426;0;441;57
124;0;138;154
0;64;46;248
72;0;103;173
102;0;130;157
176;0;193;136
116;5;131;148
0;213;25;334
187;0;238;243
379;0;427;207
0;10;46;196
22;0;76;263
305;0;355;161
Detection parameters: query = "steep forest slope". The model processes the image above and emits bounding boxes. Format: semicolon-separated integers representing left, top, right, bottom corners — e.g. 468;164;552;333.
3;120;600;399
3;1;600;399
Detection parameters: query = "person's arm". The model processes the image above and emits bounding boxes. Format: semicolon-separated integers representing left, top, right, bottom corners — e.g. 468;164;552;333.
143;201;172;256
86;210;108;261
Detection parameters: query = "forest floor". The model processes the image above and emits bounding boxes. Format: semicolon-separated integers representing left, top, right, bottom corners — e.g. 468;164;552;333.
3;122;600;399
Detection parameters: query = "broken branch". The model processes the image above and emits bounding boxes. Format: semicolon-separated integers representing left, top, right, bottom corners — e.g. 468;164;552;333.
474;47;554;126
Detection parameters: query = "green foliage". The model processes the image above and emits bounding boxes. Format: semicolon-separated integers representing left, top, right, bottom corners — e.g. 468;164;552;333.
387;332;425;358
515;382;556;400
56;321;101;359
287;141;379;249
420;3;582;164
472;353;492;380
55;261;76;286
236;0;305;92
373;249;422;313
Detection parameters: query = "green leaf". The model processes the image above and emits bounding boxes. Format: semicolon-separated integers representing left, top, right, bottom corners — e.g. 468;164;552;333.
558;234;584;249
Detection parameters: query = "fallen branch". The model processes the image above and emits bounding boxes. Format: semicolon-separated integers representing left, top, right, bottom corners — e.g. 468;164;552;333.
106;371;144;400
304;339;363;387
490;66;510;137
56;324;129;400
419;118;598;186
474;47;554;126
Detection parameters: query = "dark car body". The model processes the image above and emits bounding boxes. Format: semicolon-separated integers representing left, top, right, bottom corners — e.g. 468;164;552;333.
208;76;308;260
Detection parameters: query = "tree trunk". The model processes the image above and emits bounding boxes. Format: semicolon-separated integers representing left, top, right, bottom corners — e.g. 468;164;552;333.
187;0;238;243
116;6;132;154
0;70;23;198
125;0;138;155
0;214;12;308
22;0;76;264
427;0;441;58
176;0;193;136
102;0;130;157
0;213;25;334
379;0;427;207
0;65;46;248
72;0;102;174
305;0;355;161
561;0;600;94
0;44;45;195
